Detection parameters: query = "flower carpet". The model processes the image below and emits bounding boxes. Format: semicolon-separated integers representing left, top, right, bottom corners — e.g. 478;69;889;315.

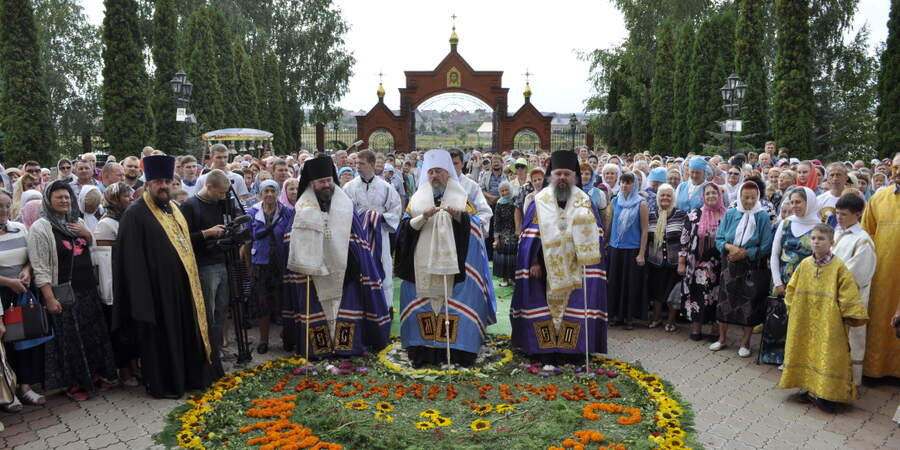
156;336;700;449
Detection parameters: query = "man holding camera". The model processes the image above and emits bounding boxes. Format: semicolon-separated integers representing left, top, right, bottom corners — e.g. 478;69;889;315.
180;169;240;376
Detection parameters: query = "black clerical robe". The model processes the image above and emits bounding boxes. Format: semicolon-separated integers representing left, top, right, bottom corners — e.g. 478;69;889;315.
112;197;217;399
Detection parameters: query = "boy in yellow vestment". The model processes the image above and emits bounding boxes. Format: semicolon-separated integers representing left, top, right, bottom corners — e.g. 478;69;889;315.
780;223;868;411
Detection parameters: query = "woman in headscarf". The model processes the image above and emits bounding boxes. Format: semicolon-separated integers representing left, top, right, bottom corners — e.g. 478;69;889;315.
771;186;821;298
795;161;820;193
19;199;42;230
647;184;686;332
514;168;545;234
607;172;649;329
11;173;39;219
338;167;354;187
56;158;73;182
492;181;517;287
92;182;138;387
14;189;42;223
26;180;116;401
279;178;299;209
580;163;607;212
77;185;103;232
713;181;773;357
242;180;294;354
679;183;727;341
601;163;621;196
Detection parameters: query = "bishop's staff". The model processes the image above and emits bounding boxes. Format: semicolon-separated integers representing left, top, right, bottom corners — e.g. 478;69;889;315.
305;275;311;376
583;266;590;372
443;274;452;382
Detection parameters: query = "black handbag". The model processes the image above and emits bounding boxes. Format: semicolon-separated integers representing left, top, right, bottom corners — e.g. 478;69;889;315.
51;240;77;306
757;295;788;365
2;292;51;343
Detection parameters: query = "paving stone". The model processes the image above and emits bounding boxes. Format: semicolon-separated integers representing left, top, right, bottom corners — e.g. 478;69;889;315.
57;441;90;450
74;423;107;440
124;435;155;448
99;444;130;450
36;422;70;438
44;430;78;448
85;433;118;449
113;426;144;442
28;414;61;431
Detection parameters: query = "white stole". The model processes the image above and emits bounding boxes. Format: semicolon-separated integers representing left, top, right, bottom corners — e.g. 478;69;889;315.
408;179;467;310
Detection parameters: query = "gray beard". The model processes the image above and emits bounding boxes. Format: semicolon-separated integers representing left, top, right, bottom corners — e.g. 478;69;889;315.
553;183;571;204
430;181;446;196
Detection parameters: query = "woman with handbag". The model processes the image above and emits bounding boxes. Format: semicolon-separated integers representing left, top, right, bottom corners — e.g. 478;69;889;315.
713;181;774;357
26;180;116;401
0;190;46;411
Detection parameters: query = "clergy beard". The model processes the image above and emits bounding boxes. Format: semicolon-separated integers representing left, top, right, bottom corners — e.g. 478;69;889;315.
314;186;333;210
430;181;446;197
553;181;572;204
150;189;170;207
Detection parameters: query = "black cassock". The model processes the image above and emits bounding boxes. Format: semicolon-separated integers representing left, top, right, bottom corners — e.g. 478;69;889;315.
112;197;217;399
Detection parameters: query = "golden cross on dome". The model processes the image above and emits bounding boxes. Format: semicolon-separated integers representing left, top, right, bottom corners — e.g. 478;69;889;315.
378;71;383;83
524;69;532;84
451;13;458;29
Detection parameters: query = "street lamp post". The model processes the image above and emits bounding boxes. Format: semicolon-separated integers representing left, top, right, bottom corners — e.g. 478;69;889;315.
569;113;578;151
333;122;340;150
720;73;747;156
170;70;194;154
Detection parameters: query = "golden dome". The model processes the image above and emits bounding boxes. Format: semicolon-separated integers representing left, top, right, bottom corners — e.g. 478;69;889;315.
449;26;459;46
523;82;532;99
377;82;385;99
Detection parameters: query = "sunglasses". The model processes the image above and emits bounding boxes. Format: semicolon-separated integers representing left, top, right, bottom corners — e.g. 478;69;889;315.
26;169;41;174
728;172;740;176
60;166;71;170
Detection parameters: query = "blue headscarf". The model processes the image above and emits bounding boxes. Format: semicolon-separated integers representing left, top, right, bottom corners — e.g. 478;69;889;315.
613;179;644;244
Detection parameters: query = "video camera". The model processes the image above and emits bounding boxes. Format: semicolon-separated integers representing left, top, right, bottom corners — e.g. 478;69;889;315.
212;214;252;249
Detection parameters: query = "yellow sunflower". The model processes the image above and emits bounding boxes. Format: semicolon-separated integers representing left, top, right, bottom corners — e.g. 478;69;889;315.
419;409;441;419
375;402;394;412
664;436;685;448
432;416;452;427
415;421;435;430
472;404;493;416
495;404;515;413
666;427;686;439
374;412;395;422
345;399;369;410
470;419;491;432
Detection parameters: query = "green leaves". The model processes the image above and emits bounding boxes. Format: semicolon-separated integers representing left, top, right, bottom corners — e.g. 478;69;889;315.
877;0;900;158
772;0;815;158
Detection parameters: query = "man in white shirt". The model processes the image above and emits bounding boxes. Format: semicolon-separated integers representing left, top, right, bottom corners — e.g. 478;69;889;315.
196;144;250;201
449;148;492;235
180;155;201;196
343;150;402;309
817;162;848;226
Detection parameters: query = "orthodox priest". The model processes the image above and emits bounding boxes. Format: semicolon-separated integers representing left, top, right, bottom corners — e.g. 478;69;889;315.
113;155;217;399
284;156;391;358
395;149;496;367
511;150;607;363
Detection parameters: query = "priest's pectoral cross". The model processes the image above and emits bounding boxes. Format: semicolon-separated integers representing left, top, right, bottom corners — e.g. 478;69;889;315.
324;215;333;239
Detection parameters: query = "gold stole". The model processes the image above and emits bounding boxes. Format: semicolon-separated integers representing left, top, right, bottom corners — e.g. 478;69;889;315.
142;192;212;362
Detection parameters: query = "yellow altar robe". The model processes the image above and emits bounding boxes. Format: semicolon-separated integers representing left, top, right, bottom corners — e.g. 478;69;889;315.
860;187;900;378
780;256;868;403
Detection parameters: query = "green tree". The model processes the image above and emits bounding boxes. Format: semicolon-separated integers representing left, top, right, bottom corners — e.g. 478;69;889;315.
231;37;259;128
250;47;265;127
829;27;878;158
183;5;224;131
772;0;815;158
151;0;179;153
687;10;735;153
261;52;287;151
877;0;900;158
671;22;695;156
33;0;103;157
0;0;55;163
207;5;238;127
650;21;676;155
101;0;148;159
734;0;768;147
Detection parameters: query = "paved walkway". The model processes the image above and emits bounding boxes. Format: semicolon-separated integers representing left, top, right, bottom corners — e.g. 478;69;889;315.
1;324;897;449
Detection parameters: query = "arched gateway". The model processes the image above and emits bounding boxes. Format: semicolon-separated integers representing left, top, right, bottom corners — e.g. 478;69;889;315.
356;27;552;152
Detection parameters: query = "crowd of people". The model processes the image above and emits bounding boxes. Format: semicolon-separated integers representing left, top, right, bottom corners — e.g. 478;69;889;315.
0;141;898;434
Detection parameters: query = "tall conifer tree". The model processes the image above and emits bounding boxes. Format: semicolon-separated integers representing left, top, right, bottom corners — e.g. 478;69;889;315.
184;6;224;131
650;22;676;155
262;52;287;151
877;0;900;158
671;22;695;156
735;0;768;147
0;0;55;163
101;0;148;159
151;0;179;153
231;37;259;129
772;0;814;158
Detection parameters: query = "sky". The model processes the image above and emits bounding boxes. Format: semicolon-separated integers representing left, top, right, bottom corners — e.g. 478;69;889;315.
81;0;890;114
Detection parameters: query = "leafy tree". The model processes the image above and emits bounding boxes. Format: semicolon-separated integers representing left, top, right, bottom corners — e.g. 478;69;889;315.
32;0;103;157
671;22;695;156
207;5;238;127
650;21;676;155
101;0;149;159
231;37;259;128
772;0;814;158
151;0;179;153
734;0;768;147
183;5;224;131
828;27;878;158
250;47;265;126
0;0;55;164
877;0;900;158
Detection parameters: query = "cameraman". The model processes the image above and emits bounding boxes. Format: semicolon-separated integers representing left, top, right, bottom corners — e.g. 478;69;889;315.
180;169;239;375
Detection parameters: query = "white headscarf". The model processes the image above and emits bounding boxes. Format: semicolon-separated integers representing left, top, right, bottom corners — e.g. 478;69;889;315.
783;186;821;237
416;149;459;189
77;184;103;231
732;181;764;247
